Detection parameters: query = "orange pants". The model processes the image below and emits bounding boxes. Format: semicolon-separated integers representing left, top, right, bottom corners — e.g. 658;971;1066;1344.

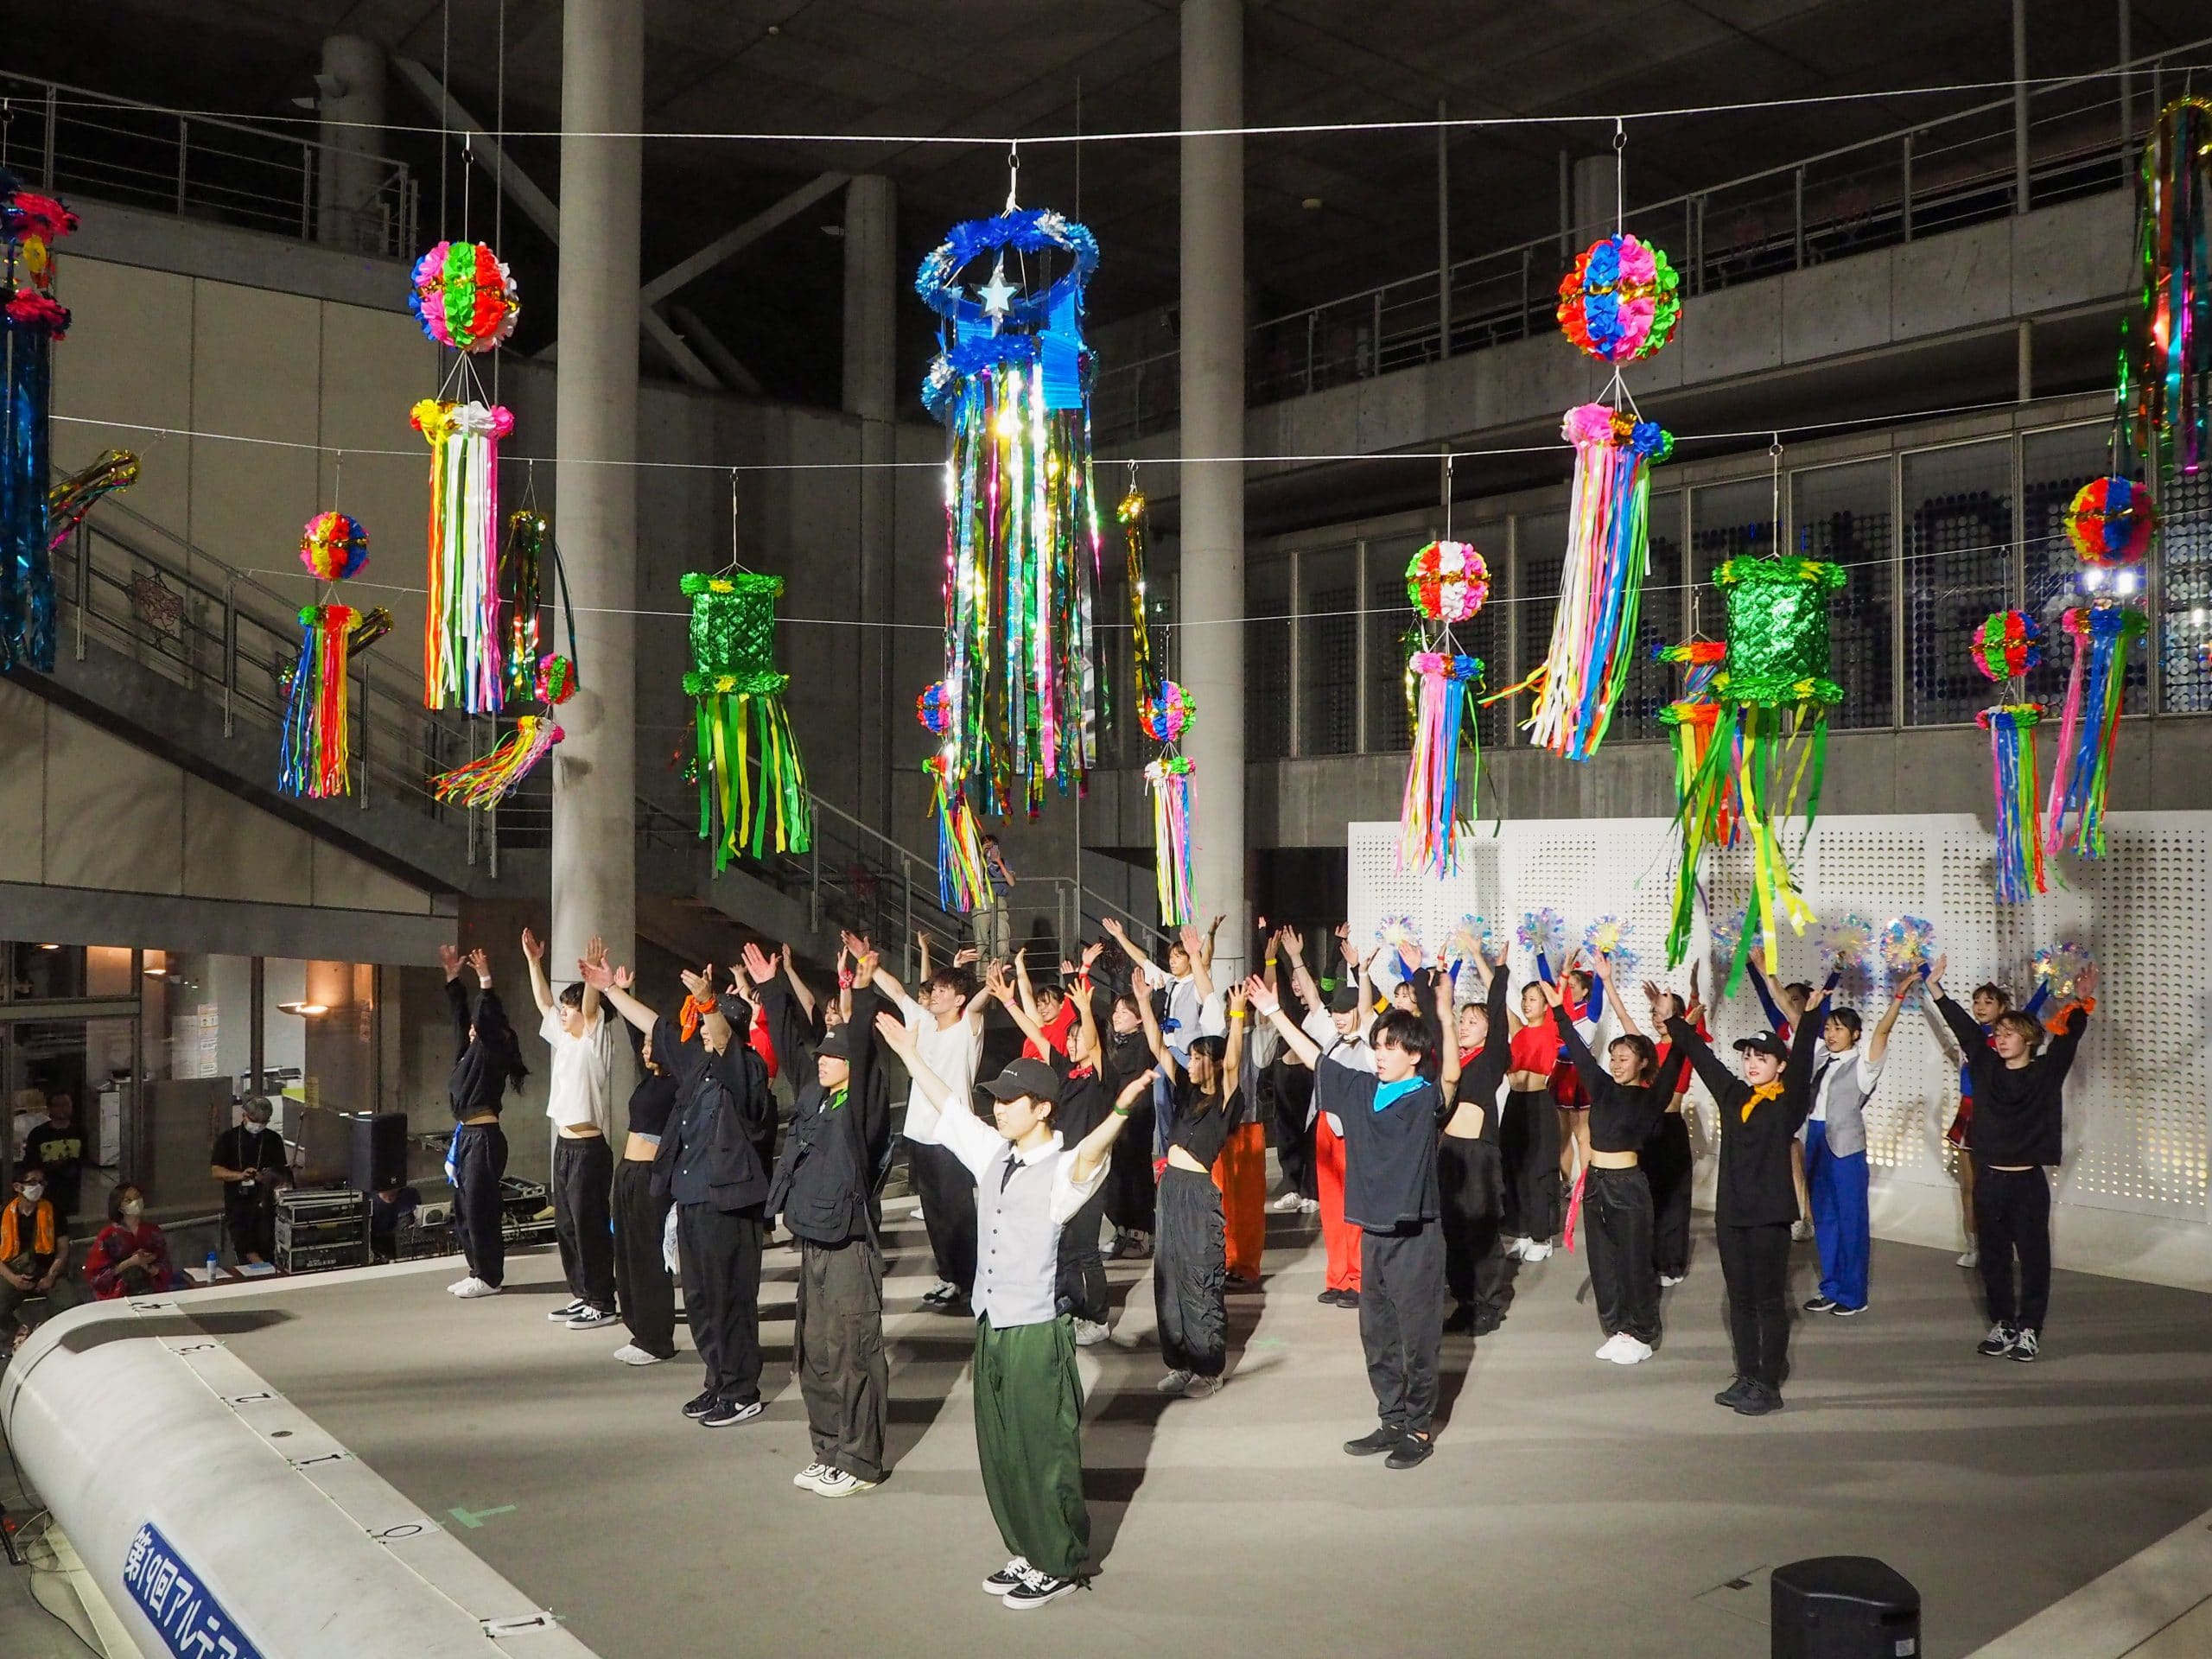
1316;1115;1362;1292
1213;1121;1268;1281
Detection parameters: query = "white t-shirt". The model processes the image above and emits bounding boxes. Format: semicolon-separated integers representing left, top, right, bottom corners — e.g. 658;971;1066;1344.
540;1006;619;1136
893;992;981;1147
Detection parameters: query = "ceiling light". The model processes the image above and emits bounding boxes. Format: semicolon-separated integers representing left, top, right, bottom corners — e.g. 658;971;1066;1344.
38;943;59;950
143;965;167;976
277;1001;329;1017
1302;197;1324;211
820;222;846;238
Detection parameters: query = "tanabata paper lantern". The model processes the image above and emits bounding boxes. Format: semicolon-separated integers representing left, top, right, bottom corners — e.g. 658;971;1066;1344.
2042;605;2146;859
279;603;355;799
412;398;512;714
430;715;563;808
916;680;953;735
300;511;369;582
2064;477;2155;570
1971;609;2044;681
1523;404;1673;760
1405;539;1491;623
502;510;549;704
683;571;812;868
409;240;518;354
1556;233;1681;364
1979;703;2046;901
1655;639;1738;963
535;654;575;705
1;169;75;672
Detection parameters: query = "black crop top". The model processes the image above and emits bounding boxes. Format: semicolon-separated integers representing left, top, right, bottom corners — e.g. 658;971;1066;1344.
1551;1007;1666;1154
1167;1081;1233;1169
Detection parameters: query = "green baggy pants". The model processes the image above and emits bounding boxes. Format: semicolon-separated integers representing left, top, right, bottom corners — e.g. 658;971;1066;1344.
972;1313;1090;1580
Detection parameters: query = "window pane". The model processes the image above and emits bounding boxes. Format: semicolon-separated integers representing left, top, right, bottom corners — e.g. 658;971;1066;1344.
1691;477;1779;590
1793;459;1895;728
1611;492;1682;744
1514;510;1567;746
1903;441;2013;726
2021;425;2150;716
1094;562;1130;769
1298;545;1360;756
2161;457;2212;713
1247;555;1291;761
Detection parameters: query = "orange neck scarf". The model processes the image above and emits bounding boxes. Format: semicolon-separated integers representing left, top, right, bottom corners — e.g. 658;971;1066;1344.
1741;1080;1783;1123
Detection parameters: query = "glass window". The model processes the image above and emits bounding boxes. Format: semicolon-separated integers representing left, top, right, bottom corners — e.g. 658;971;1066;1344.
1514;510;1567;737
1247;555;1292;762
2160;454;2212;714
1611;492;1683;744
1297;545;1360;756
1094;560;1131;769
1793;459;1896;728
1903;441;2013;726
1691;477;1779;589
2022;425;2150;716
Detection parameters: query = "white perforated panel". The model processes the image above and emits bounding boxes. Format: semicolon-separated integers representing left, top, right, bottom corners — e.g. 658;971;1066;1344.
1348;812;2212;1224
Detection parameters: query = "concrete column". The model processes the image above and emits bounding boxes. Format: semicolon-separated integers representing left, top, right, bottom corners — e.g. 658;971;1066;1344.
2013;0;2031;213
550;0;641;988
1179;0;1249;976
844;175;898;829
315;35;387;251
1570;152;1619;249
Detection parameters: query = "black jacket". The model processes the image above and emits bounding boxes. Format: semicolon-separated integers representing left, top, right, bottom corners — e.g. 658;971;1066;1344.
764;980;892;1244
1666;1000;1825;1227
1936;994;2087;1168
446;978;520;1122
652;1008;773;1213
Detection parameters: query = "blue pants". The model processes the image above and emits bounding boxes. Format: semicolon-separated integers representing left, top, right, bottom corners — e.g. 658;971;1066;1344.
1803;1121;1870;1309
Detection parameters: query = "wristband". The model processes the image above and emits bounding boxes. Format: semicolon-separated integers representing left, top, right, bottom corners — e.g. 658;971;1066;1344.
1112;1104;1133;1116
1229;1010;1249;1021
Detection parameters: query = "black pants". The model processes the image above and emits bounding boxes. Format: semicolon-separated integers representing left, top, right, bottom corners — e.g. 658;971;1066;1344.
1974;1161;2053;1332
678;1201;765;1405
795;1236;888;1484
1056;1185;1109;1325
1500;1089;1560;1242
553;1134;617;1312
908;1139;976;1295
1439;1137;1506;1319
449;1122;509;1288
1584;1166;1659;1343
223;1190;276;1264
1273;1065;1317;1199
1154;1166;1227;1377
1715;1220;1792;1389
1106;1103;1156;1234
1361;1224;1446;1434
613;1158;675;1359
1643;1114;1694;1279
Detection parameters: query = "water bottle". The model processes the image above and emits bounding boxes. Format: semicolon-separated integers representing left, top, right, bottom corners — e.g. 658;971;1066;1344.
205;1250;219;1285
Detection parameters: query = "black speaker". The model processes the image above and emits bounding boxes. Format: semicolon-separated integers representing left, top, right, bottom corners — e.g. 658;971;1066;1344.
346;1111;409;1193
1771;1557;1920;1658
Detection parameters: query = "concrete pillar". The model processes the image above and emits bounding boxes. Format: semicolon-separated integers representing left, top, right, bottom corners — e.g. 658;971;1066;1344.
1570;152;1619;250
315;35;387;251
844;175;898;830
550;0;641;988
1179;0;1249;977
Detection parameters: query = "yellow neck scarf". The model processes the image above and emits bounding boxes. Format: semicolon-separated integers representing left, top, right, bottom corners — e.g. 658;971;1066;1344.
1741;1080;1783;1123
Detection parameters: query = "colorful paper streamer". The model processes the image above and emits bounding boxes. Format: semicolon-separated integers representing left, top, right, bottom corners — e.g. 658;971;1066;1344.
683;571;812;868
1979;702;2047;902
412;398;512;713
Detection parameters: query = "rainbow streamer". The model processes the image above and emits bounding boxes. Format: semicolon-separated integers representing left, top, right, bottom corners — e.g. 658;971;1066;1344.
1979;703;2046;902
2116;97;2212;497
1398;651;1482;876
1146;756;1196;925
1656;639;1739;965
926;754;988;912
278;603;354;799
2041;605;2145;859
429;715;562;808
1528;404;1672;758
412;398;510;713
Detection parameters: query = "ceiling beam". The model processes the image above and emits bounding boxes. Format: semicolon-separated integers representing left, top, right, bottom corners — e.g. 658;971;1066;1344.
639;172;851;306
665;303;764;397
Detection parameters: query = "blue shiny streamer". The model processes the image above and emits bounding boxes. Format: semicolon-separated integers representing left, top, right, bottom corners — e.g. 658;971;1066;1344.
0;314;55;671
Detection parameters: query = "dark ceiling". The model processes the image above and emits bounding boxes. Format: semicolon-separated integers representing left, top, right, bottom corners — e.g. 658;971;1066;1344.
4;0;2203;407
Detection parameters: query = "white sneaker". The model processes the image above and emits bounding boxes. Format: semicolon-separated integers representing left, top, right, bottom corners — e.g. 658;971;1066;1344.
1299;1198;1319;1214
1790;1219;1814;1242
1071;1319;1111;1347
1185;1374;1222;1397
792;1461;832;1492
1503;1236;1529;1261
1658;1273;1685;1287
1155;1369;1193;1395
448;1276;476;1295
1957;1249;1980;1268
1595;1333;1628;1361
612;1343;667;1366
453;1277;501;1299
1522;1241;1554;1262
1268;1192;1305;1212
813;1469;877;1498
1605;1335;1655;1365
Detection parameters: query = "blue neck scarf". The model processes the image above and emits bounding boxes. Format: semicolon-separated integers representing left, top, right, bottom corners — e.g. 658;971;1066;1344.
1373;1077;1424;1112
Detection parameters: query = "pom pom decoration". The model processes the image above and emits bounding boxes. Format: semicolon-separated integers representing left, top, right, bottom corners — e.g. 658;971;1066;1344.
1880;916;1936;989
1521;405;1672;760
1707;902;1748;969
2063;477;2156;568
1581;915;1637;976
1979;702;2047;901
429;715;563;808
408;240;518;354
412;398;512;713
535;654;576;705
1140;682;1194;744
683;571;812;868
917;680;953;735
278;603;355;799
1404;540;1491;623
2032;941;2096;1000
0;169;75;672
1444;914;1497;970
1814;912;1874;976
1555;233;1682;364
1146;755;1196;927
1373;914;1423;951
2041;605;2146;859
1516;908;1569;964
300;511;369;582
1971;610;2044;682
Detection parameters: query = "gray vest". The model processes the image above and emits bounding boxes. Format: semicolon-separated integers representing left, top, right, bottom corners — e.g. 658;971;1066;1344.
970;1136;1068;1329
1809;1052;1876;1159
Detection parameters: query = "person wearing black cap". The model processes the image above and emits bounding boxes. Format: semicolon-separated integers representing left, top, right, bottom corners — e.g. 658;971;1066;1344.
754;942;893;1497
1662;988;1826;1415
874;1014;1156;1611
585;956;774;1429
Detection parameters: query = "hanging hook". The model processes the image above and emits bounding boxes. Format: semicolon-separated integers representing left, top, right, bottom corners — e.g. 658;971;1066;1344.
332;448;344;511
1613;118;1627;238
1767;434;1784;557
1443;451;1456;543
1005;142;1021;213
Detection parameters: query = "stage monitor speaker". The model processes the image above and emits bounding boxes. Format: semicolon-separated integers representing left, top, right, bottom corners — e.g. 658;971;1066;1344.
347;1111;409;1192
1771;1556;1920;1659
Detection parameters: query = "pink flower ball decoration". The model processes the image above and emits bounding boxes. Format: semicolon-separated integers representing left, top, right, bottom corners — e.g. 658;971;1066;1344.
536;655;576;704
1404;539;1491;623
299;511;368;582
1140;682;1194;743
916;680;952;734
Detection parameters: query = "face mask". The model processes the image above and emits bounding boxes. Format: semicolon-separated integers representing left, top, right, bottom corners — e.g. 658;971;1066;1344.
20;1185;43;1204
122;1201;144;1220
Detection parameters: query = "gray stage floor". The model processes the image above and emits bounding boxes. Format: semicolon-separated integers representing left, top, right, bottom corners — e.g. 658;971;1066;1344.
166;1208;2212;1658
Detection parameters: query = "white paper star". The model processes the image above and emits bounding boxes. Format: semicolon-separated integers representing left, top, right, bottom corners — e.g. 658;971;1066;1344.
976;259;1019;328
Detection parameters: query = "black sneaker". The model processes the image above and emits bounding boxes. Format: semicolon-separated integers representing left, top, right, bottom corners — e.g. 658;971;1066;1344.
1713;1376;1754;1409
565;1306;620;1329
1337;1289;1361;1310
2008;1326;2041;1363
1002;1570;1079;1611
1732;1382;1783;1417
1343;1425;1401;1457
681;1388;719;1420
701;1398;764;1428
981;1557;1031;1595
1471;1308;1503;1338
1442;1304;1476;1334
1802;1296;1840;1313
1830;1302;1867;1318
1316;1287;1345;1306
546;1299;586;1322
1384;1433;1434;1470
1977;1321;2018;1357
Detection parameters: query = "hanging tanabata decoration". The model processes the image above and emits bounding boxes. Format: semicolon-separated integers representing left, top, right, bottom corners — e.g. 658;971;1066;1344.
917;678;988;911
1678;556;1846;987
2114;97;2212;499
915;198;1102;830
429;715;563;809
2042;604;2145;859
279;602;357;798
1656;637;1738;964
683;570;811;869
1399;538;1489;876
409;241;519;355
1119;486;1198;925
1970;608;2047;902
0;171;76;672
2063;476;2156;572
1522;405;1672;759
47;449;137;549
502;509;548;704
412;398;512;713
300;511;369;582
1556;233;1682;364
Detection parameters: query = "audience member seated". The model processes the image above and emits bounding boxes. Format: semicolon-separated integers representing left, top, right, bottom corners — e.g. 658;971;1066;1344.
371;1178;422;1263
0;1163;67;1338
85;1182;181;1298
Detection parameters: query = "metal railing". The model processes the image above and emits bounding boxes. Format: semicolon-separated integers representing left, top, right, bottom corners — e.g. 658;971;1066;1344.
0;70;417;257
1093;38;2211;444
